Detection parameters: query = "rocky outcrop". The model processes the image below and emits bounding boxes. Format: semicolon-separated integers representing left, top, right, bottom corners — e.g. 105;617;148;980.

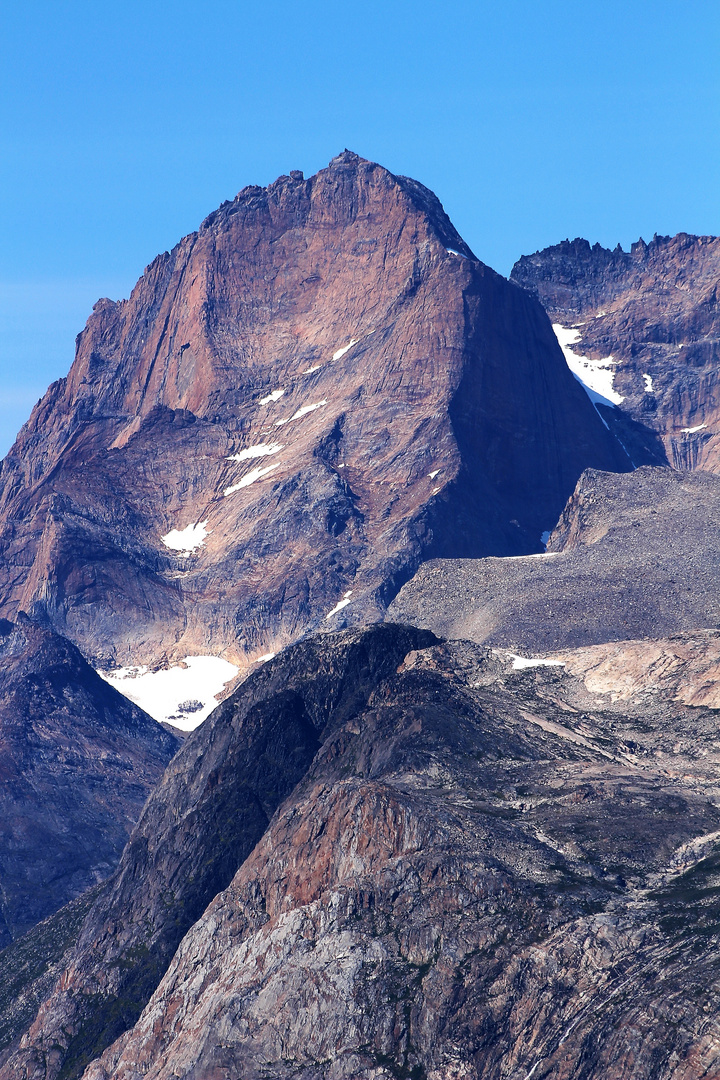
1;624;436;1079
0;616;180;944
9;625;720;1079
0;153;629;672
512;232;720;470
551;629;720;708
388;466;720;651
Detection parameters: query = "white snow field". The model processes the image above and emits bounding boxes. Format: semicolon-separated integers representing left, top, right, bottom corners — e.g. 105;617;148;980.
98;655;239;731
224;462;280;496
326;590;353;619
507;653;565;671
552;325;624;408
227;442;283;462
332;340;357;361
681;423;707;434
259;389;284;405
161;520;209;554
275;400;327;426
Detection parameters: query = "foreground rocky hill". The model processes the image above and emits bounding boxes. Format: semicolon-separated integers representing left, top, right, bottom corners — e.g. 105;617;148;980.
512;232;720;470
0;153;628;677
7;623;720;1079
389;466;720;651
0;615;180;944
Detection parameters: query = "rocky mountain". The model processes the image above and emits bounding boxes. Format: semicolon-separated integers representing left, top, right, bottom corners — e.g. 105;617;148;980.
0;153;629;684
511;233;720;470
389;465;720;652
0;615;180;944
7;623;720;1079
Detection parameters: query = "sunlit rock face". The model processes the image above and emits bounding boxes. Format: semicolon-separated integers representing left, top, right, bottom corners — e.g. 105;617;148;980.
512;232;720;469
0;153;628;673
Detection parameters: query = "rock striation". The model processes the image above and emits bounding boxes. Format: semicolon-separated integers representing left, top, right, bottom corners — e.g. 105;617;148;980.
389;465;720;652
8;624;720;1079
0;153;629;673
0;615;180;944
512;232;720;470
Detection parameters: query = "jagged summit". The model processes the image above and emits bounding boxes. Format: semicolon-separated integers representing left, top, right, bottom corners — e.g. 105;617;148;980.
0;155;628;674
512;231;720;469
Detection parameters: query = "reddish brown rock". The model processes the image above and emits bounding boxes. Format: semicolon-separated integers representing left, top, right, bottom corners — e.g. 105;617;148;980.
0;153;629;672
512;233;720;470
9;628;720;1080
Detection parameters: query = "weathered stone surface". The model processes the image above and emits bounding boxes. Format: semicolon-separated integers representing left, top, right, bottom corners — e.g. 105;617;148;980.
389;466;720;651
1;624;435;1079
512;232;720;470
0;615;179;944
0;153;629;672
10;625;720;1079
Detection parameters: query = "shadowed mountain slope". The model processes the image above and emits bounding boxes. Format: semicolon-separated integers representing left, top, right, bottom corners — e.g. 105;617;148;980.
0;616;180;944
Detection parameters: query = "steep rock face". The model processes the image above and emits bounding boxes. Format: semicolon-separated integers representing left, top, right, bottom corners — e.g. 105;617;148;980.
1;624;436;1079
388;466;720;650
12;629;720;1079
0;153;629;670
0;616;180;944
512;233;720;470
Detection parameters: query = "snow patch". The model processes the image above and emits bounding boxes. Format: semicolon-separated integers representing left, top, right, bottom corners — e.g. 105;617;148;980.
332;340;357;361
224;463;279;495
228;442;283;462
428;469;440;480
643;373;654;393
446;248;468;259
256;652;276;663
275;399;327;426
326;590;353;619
161;520;209;554
98;655;239;731
259;389;284;405
507;653;565;671
681;423;707;434
302;365;321;375
552;325;624;408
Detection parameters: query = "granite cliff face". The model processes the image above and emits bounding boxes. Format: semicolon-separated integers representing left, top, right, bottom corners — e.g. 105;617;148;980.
0;153;629;673
512;233;720;469
0;615;180;944
8;624;720;1079
389;466;720;651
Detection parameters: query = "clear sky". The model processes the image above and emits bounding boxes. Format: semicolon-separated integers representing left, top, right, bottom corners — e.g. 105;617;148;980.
1;0;718;455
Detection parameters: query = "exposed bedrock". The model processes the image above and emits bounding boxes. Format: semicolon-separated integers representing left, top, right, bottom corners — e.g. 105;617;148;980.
7;625;720;1078
512;232;720;471
0;153;628;670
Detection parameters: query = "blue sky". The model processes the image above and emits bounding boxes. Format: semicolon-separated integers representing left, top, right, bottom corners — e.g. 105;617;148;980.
1;0;718;455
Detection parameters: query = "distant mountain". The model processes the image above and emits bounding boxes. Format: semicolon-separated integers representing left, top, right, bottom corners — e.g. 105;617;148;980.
0;615;180;943
512;233;720;469
8;624;720;1080
0;153;628;680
